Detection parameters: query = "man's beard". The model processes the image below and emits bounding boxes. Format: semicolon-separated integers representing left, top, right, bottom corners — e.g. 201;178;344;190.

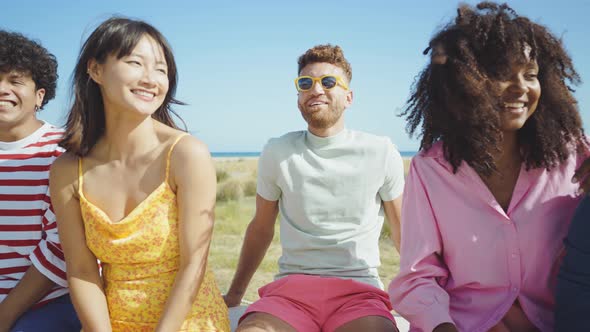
298;103;344;129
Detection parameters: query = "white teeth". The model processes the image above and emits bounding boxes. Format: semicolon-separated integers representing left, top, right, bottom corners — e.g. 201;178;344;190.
504;102;525;108
0;101;14;107
132;90;155;98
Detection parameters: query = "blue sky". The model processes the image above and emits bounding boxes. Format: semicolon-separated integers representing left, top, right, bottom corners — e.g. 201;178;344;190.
3;0;589;152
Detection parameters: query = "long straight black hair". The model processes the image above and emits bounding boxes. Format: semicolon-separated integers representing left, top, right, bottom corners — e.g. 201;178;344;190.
60;17;186;156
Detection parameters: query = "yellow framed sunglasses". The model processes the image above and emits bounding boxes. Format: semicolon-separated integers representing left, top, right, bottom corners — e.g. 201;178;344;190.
294;75;349;92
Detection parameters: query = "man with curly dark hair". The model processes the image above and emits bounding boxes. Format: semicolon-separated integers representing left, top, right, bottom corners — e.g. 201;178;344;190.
225;44;404;332
388;2;586;332
0;30;80;331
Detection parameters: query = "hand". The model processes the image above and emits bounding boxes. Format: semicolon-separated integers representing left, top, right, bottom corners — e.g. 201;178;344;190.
223;291;243;308
433;322;459;332
573;157;590;193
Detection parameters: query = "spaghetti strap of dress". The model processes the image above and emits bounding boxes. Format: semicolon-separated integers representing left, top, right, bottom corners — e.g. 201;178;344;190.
77;157;84;196
165;134;190;183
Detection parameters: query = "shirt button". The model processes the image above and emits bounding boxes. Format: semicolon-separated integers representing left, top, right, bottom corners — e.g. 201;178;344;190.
512;287;518;292
511;253;517;259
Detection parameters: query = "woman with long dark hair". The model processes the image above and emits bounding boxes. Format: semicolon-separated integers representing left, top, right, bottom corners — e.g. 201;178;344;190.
389;3;586;331
49;17;229;331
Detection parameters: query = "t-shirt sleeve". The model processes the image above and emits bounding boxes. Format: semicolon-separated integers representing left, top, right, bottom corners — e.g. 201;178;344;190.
256;139;281;201
379;139;405;201
29;196;68;287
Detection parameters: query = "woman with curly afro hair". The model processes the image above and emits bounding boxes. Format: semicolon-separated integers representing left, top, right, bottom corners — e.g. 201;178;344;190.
389;2;587;332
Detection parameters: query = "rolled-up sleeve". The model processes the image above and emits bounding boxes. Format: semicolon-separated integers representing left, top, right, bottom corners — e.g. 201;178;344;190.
389;158;454;332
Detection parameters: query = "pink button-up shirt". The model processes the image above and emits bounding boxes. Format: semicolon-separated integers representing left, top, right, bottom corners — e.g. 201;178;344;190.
389;142;584;332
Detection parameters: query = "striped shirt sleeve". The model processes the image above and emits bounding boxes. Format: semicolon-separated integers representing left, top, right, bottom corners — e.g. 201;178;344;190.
29;198;67;287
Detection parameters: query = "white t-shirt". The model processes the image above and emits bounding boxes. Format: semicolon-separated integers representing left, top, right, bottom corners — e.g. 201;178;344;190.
257;128;404;289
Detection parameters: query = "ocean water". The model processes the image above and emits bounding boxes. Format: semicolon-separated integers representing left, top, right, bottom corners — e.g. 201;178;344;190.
211;151;417;158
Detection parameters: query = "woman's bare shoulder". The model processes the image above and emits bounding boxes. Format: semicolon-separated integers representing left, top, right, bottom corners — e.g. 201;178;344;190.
171;134;210;162
50;152;80;184
153;121;209;159
52;152;79;172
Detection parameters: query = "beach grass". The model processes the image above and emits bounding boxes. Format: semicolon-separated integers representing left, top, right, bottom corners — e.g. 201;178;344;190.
209;157;409;302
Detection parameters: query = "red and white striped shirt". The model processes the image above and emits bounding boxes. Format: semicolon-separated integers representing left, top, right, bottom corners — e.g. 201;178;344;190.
0;122;67;306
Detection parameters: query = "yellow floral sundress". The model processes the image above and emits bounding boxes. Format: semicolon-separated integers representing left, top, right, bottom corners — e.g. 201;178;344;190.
78;135;230;331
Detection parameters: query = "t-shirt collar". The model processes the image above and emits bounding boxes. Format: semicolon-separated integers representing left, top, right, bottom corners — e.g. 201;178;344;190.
0;121;49;151
305;127;348;149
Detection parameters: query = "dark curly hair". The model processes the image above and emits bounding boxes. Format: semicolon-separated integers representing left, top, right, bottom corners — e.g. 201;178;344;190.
298;44;352;82
403;2;585;175
0;30;58;110
60;17;186;156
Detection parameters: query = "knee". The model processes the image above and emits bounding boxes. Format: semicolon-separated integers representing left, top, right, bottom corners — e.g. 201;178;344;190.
236;313;296;332
236;323;265;332
236;318;269;332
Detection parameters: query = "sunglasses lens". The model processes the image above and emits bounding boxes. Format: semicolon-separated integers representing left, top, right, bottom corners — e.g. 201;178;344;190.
321;76;338;89
297;77;313;90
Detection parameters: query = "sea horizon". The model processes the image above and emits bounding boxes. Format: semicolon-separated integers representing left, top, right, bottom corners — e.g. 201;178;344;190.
211;151;417;158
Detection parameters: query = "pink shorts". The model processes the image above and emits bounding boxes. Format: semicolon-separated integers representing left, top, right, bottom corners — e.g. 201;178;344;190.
240;274;396;332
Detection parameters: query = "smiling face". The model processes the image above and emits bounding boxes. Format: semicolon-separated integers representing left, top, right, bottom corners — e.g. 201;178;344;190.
297;62;353;132
0;70;44;139
88;34;169;119
495;59;541;133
